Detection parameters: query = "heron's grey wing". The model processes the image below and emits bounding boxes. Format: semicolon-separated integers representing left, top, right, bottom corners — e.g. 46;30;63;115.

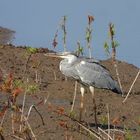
75;61;121;93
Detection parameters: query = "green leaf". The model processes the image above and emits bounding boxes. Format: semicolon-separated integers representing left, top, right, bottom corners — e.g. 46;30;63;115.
104;41;109;50
26;47;38;54
27;84;39;94
108;23;116;38
104;41;110;56
86;28;92;43
76;42;84;56
113;40;120;48
100;115;108;125
111;24;115;35
13;79;23;88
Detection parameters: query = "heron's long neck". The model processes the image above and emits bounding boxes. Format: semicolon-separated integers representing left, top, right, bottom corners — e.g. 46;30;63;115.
67;55;77;64
60;55;77;71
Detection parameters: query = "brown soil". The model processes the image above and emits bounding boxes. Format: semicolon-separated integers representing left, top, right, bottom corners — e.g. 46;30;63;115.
0;44;140;140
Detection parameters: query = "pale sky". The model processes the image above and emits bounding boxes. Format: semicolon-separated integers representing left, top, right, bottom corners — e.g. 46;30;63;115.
0;0;140;67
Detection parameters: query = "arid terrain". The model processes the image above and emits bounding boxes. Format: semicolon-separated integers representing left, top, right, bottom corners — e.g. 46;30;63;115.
0;44;140;140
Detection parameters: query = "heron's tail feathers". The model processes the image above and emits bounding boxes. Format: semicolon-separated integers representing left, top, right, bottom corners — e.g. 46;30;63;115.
112;81;122;94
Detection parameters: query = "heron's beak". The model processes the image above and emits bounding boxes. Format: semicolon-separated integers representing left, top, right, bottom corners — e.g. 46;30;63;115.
44;52;64;58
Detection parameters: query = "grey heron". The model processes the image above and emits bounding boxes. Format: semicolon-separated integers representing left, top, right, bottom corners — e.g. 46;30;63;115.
45;52;122;128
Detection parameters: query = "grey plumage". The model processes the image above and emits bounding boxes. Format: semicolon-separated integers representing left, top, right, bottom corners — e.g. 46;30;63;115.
45;51;122;127
59;53;122;94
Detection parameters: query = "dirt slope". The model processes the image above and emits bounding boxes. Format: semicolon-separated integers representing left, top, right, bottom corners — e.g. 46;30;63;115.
0;45;140;140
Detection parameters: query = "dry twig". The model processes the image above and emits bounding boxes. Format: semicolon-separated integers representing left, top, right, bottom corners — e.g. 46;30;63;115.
70;81;78;112
20;90;27;132
98;127;113;140
123;69;140;103
27;105;45;125
106;104;111;140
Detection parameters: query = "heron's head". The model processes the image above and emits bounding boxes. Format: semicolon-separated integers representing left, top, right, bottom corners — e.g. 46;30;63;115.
44;52;77;63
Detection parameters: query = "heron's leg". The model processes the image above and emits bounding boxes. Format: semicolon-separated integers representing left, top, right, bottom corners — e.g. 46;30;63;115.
89;86;98;129
79;86;85;122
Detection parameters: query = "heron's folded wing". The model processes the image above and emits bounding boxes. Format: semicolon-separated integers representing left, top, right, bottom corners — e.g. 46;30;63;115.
75;61;117;90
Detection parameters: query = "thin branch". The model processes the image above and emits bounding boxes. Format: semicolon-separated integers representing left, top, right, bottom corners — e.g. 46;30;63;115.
61;16;67;52
98;127;113;140
27;105;45;125
26;105;34;119
53;71;57;80
123;69;140;103
20;89;27;132
11;111;15;134
106;104;110;140
35;70;38;83
78;123;104;140
0;110;7;127
88;42;92;59
70;81;78;112
44;91;50;105
23;116;37;140
104;129;125;134
113;62;124;96
109;23;124;96
11;135;25;140
23;54;32;78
